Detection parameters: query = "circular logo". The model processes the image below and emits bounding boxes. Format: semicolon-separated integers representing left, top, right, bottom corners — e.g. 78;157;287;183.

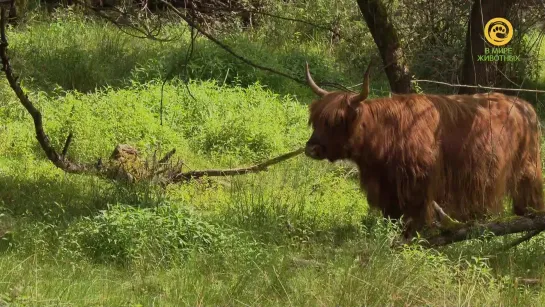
484;18;513;46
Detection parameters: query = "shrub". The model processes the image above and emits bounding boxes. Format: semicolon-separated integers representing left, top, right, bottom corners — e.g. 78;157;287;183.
62;203;236;265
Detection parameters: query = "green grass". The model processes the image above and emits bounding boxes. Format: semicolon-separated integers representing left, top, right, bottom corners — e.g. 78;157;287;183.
6;9;367;102
2;241;540;307
2;8;545;307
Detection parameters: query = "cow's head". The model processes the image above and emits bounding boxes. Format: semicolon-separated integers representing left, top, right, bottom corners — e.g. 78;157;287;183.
304;62;371;162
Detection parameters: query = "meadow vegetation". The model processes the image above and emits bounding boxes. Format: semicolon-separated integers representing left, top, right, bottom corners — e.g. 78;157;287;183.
1;4;545;306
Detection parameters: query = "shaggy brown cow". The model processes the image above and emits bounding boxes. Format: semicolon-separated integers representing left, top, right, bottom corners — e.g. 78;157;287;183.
304;63;544;236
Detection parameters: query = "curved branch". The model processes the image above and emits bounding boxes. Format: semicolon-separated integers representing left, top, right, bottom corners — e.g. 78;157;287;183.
161;0;353;93
73;0;178;42
0;5;306;185
502;229;542;250
0;7;88;173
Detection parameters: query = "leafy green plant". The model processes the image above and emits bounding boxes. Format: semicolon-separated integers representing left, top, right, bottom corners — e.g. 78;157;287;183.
62;203;233;265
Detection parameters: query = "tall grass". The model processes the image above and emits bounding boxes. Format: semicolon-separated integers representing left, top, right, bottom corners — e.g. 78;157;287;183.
7;9;365;101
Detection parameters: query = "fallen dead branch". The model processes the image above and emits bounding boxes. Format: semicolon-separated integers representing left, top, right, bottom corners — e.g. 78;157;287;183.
502;229;543;250
172;147;305;182
103;144;305;185
421;213;545;247
392;201;545;249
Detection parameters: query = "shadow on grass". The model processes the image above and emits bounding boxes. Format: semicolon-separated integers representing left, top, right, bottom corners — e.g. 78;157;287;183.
0;167;165;224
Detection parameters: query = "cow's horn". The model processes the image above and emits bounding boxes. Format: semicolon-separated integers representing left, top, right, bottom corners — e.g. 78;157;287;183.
306;62;328;97
349;62;372;105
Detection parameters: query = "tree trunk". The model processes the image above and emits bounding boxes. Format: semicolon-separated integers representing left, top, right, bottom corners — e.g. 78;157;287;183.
7;0;16;24
458;0;517;94
355;0;413;94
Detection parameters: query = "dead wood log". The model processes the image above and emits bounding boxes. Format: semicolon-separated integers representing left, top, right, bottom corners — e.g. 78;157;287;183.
421;213;545;247
400;201;545;249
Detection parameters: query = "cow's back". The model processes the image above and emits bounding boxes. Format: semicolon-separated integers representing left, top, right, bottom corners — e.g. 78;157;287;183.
428;92;538;220
366;92;539;220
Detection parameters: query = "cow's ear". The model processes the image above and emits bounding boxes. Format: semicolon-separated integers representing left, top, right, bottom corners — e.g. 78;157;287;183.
349;62;371;107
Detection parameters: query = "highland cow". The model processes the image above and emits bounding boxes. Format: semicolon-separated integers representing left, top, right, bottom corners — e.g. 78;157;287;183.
304;62;545;236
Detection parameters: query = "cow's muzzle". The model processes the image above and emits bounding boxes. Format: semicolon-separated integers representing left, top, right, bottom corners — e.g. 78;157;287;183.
304;144;324;160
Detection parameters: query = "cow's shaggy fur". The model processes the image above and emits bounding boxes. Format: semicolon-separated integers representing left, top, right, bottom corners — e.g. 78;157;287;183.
304;64;544;235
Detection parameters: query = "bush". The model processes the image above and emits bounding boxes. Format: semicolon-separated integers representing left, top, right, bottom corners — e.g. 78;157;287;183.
0;79;310;166
62;203;241;265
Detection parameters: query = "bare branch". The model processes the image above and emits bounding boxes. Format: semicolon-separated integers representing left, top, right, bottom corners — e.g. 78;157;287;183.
0;7;303;185
158;148;176;164
172;147;305;182
160;0;353;93
195;4;339;34
0;7;88;173
61;132;73;157
74;0;177;42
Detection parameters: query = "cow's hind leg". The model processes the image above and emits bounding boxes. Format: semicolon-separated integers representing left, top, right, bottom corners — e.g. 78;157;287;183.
400;196;435;240
511;162;545;216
